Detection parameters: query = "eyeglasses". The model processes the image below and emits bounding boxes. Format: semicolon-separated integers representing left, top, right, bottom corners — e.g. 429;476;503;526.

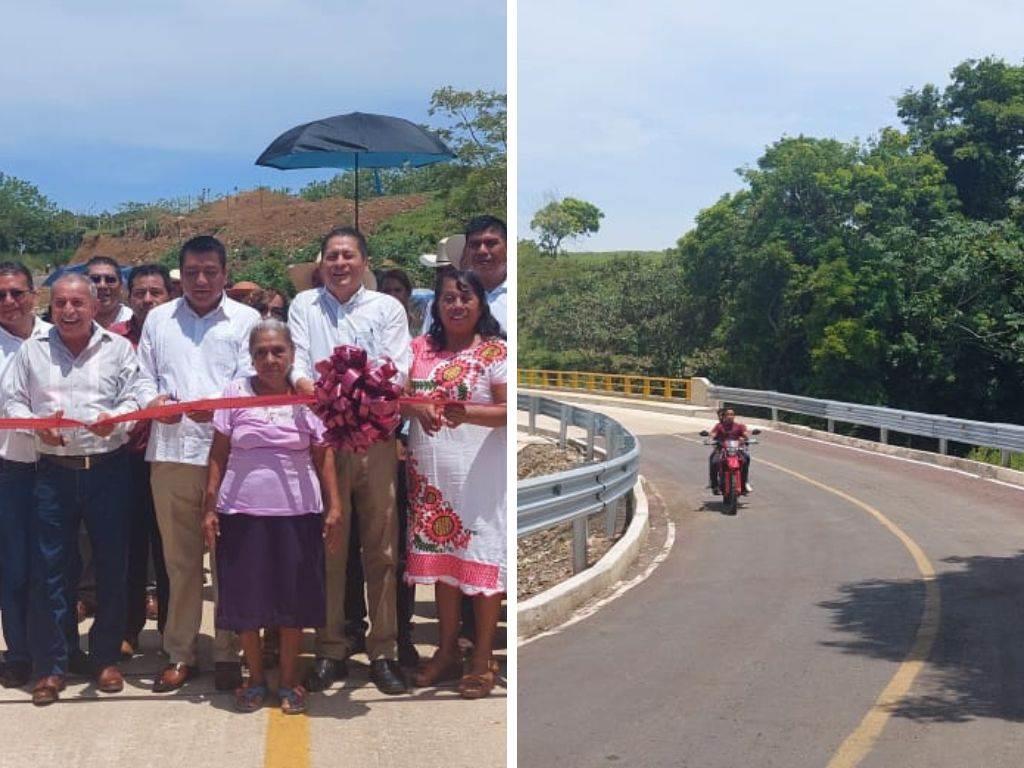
0;289;30;301
268;307;287;321
88;274;120;285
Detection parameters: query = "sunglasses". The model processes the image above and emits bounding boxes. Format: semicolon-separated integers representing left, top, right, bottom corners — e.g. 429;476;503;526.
89;274;120;285
0;289;30;301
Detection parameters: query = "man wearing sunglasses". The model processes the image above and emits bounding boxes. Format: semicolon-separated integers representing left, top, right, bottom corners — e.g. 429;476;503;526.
0;262;51;690
85;256;132;329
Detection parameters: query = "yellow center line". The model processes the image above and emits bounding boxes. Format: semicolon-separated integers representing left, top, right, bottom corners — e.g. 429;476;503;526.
754;457;941;768
264;707;310;768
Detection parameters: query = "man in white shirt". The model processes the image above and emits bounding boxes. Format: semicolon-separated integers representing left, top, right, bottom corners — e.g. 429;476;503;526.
4;274;140;705
136;236;260;693
0;262;51;690
288;226;412;695
420;217;508;335
85;256;133;328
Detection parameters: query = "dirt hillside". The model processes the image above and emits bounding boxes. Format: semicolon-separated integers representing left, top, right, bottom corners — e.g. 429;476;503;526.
72;190;429;265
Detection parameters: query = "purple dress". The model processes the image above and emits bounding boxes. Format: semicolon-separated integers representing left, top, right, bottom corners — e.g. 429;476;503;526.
212;378;328;631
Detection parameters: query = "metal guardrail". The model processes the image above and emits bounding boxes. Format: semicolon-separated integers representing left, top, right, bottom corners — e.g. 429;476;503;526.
711;385;1024;462
517;394;641;574
519;368;691;402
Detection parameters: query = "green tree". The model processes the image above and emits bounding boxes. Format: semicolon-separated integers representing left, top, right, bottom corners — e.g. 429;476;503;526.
530;197;604;256
898;57;1024;220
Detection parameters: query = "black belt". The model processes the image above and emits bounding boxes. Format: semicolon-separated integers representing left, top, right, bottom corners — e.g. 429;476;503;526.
41;446;127;471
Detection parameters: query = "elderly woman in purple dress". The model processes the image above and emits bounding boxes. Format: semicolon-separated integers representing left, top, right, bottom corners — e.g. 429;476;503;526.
202;319;342;714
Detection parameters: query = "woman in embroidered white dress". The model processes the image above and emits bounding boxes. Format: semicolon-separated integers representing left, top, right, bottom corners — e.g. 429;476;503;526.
401;269;506;699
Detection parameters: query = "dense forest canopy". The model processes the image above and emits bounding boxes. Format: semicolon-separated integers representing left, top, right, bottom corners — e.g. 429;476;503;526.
520;57;1024;425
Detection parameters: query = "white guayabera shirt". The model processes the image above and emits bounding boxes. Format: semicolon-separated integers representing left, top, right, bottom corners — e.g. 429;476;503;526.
0;316;52;462
3;323;140;456
288;285;412;387
136;293;260;466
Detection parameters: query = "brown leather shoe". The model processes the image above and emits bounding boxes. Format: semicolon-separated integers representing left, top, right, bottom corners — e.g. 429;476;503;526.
153;662;197;693
31;676;65;706
97;666;124;693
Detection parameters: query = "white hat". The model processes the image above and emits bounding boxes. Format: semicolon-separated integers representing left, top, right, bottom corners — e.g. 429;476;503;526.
418;234;466;270
287;252;377;293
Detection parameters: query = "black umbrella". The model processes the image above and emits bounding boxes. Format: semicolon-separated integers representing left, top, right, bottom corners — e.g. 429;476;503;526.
255;112;455;230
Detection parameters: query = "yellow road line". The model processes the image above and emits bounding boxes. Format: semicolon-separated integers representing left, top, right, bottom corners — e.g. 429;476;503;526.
264;707;310;768
755;457;941;768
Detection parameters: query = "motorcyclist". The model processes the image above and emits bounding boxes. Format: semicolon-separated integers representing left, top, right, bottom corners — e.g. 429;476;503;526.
709;407;752;495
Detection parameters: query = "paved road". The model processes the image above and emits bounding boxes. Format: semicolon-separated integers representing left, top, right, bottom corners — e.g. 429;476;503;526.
519;404;1024;767
0;582;506;768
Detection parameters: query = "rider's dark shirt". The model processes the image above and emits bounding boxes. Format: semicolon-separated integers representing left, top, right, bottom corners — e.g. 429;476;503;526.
711;421;747;442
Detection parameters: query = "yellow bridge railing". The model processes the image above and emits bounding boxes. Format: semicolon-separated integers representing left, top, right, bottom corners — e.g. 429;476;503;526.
518;369;691;402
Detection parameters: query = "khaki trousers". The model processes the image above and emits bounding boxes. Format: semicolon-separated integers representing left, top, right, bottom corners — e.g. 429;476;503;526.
151;462;237;666
316;438;398;661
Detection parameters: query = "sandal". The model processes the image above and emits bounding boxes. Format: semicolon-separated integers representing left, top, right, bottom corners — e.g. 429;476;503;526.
234;683;268;712
278;685;307;715
412;651;463;688
457;670;495;700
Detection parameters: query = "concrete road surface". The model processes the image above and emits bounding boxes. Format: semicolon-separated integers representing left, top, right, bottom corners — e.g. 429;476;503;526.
0;582;506;768
519;403;1024;767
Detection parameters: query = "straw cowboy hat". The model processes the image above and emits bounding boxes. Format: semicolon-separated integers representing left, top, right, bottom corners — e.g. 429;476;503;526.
287;253;378;293
418;234;466;270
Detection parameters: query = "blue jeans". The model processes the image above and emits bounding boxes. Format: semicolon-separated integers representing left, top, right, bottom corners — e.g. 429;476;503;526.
30;452;130;677
0;458;36;669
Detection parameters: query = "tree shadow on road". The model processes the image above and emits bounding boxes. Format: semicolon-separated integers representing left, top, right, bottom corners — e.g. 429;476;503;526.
820;551;1024;723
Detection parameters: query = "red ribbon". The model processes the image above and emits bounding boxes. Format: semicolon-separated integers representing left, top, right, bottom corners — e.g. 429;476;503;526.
0;392;463;431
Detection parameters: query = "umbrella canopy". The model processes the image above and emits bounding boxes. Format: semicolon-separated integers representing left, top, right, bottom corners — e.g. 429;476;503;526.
255;112;455;229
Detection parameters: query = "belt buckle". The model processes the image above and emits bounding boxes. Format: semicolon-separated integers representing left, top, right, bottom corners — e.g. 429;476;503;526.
84;455;90;470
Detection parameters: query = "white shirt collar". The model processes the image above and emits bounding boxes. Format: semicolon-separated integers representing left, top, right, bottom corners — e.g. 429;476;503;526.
176;292;229;320
46;322;113;356
321;284;366;310
0;315;45;344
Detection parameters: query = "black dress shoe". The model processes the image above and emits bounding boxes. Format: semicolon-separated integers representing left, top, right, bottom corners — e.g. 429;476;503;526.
304;657;347;692
0;662;31;688
214;661;243;691
369;659;407;695
68;650;91;676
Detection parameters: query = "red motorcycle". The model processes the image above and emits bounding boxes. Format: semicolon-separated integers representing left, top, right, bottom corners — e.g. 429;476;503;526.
701;429;760;516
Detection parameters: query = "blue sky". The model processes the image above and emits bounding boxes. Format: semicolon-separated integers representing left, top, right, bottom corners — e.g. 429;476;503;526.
0;0;505;212
518;0;1024;252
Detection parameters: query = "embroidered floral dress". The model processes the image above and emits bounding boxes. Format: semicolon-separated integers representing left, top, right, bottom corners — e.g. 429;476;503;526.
404;335;507;595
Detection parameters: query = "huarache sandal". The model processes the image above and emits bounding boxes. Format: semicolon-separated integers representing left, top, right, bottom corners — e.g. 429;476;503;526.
457;670;495;700
234;683;268;712
412;651;463;688
278;685;307;715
